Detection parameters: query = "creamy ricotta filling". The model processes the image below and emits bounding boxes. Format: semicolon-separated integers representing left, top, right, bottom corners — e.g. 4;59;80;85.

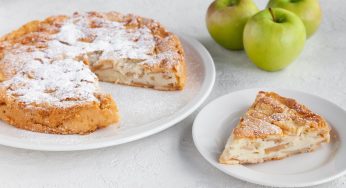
92;58;177;89
223;131;329;162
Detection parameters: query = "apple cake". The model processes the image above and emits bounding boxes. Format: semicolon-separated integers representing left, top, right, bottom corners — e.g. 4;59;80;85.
0;11;185;134
219;91;331;164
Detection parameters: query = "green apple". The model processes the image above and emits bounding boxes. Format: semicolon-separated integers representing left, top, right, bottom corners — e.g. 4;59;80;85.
243;8;306;71
267;0;322;38
206;0;259;50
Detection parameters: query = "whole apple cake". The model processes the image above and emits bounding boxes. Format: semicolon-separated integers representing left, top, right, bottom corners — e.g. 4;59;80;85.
0;11;186;134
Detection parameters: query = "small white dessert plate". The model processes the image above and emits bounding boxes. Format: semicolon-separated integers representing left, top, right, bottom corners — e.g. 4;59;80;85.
0;35;215;151
193;88;346;187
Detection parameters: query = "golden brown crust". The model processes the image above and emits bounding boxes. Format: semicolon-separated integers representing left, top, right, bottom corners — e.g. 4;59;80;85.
233;91;330;139
0;90;119;134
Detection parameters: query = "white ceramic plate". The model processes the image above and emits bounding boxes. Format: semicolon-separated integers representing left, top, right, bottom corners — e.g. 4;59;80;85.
0;35;215;151
193;88;346;187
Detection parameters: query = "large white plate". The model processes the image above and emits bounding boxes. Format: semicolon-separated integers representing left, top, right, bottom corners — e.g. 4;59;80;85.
193;88;346;187
0;35;215;151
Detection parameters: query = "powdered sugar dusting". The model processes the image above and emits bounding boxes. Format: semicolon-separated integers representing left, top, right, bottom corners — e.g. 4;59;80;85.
0;12;179;108
51;18;156;60
56;23;85;45
4;58;98;108
239;115;282;137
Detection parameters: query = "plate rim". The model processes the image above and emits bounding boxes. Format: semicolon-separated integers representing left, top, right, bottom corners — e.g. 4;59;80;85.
0;35;215;151
192;87;346;187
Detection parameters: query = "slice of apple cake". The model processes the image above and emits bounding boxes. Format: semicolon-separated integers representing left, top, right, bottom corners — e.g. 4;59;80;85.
219;91;330;164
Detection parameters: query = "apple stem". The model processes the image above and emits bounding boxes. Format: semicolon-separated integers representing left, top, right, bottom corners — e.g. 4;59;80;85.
215;0;239;9
269;8;276;22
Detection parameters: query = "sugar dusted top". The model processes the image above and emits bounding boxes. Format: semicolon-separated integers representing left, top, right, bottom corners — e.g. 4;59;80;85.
233;91;329;138
0;12;183;108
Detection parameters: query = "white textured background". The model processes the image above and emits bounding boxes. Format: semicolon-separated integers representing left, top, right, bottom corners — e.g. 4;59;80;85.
0;0;345;187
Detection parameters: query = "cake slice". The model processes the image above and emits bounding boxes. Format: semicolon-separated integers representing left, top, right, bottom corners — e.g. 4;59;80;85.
219;91;331;164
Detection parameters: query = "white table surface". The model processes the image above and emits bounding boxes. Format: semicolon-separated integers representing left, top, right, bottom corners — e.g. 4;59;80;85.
0;0;345;187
